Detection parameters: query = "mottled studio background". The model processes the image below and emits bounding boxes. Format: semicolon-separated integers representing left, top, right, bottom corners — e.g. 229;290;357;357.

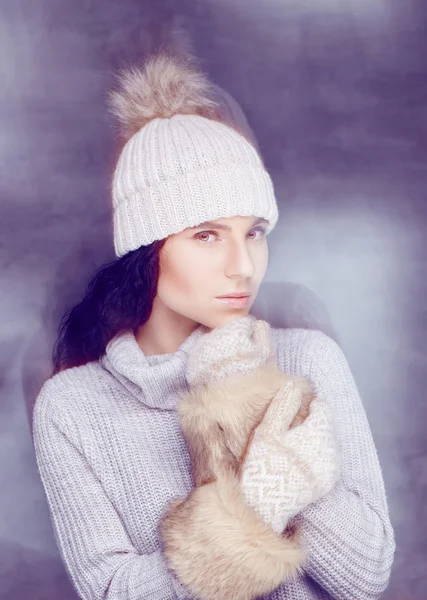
1;0;426;598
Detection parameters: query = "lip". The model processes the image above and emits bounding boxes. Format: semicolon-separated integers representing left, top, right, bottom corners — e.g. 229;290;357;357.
215;295;251;308
216;293;251;298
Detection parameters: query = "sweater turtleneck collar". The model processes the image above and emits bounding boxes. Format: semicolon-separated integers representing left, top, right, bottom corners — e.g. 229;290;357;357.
99;323;210;410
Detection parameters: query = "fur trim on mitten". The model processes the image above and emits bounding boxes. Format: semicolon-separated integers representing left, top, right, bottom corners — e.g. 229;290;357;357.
177;361;311;486
159;469;305;600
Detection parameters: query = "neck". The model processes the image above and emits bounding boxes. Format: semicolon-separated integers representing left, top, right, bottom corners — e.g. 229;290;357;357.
135;298;202;356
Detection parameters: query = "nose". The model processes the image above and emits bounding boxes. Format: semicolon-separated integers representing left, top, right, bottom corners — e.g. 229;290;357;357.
223;239;256;279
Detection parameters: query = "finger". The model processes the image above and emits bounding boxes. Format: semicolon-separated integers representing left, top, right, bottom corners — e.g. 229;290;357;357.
255;381;303;440
208;317;254;351
284;398;334;448
253;320;272;356
289;388;315;428
219;315;254;335
300;397;330;431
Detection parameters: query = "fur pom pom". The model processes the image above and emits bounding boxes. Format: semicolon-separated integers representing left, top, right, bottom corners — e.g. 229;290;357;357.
107;52;220;141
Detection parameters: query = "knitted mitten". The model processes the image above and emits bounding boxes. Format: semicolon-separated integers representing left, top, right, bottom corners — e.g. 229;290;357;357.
241;381;341;534
182;315;306;486
186;315;273;386
183;315;340;534
162;316;310;598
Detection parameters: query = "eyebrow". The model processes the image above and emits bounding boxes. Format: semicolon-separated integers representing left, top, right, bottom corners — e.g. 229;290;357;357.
190;217;269;231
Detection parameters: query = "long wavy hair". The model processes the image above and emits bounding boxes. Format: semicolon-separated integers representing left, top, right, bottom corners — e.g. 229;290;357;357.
52;239;167;375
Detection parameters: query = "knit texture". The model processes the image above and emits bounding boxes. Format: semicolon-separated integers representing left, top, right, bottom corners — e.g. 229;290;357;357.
241;381;341;534
184;315;341;534
32;326;396;600
186;316;273;386
112;114;278;255
108;53;278;255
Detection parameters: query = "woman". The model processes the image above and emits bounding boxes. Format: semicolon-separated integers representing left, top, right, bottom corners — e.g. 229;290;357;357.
32;52;395;599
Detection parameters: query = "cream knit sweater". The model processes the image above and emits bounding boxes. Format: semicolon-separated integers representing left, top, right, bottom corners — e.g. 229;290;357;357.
32;325;395;600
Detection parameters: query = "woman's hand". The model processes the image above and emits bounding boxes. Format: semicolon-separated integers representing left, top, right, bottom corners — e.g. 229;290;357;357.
159;469;305;600
185;315;274;387
241;381;341;534
180;315;316;487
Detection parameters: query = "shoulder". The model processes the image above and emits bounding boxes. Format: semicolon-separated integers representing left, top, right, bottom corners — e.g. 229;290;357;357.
270;326;348;379
271;325;334;349
32;360;114;427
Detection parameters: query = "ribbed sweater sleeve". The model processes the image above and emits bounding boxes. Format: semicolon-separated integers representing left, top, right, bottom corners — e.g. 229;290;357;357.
32;384;190;600
282;330;396;600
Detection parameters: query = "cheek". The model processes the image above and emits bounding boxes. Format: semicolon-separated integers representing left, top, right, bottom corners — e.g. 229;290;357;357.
253;244;269;280
159;265;193;296
158;245;208;298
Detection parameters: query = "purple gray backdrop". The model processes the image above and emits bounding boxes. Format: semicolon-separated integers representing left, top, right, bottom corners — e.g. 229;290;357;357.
1;0;426;598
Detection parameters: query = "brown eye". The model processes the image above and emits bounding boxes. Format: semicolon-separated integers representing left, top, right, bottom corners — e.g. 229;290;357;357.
248;227;267;240
194;230;217;243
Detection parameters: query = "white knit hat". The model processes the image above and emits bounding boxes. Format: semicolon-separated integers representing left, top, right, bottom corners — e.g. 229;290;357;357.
108;53;279;257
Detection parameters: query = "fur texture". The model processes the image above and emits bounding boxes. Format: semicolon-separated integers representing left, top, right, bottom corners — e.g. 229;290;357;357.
108;52;220;142
159;468;305;600
177;361;314;487
159;364;315;599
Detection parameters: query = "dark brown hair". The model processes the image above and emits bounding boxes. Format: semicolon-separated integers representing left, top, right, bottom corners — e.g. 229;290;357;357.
52;239;166;375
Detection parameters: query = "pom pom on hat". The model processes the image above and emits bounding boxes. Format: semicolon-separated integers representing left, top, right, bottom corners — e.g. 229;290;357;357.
107;52;220;142
107;52;279;255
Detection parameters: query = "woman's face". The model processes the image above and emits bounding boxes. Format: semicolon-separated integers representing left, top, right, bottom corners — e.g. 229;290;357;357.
155;215;270;330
